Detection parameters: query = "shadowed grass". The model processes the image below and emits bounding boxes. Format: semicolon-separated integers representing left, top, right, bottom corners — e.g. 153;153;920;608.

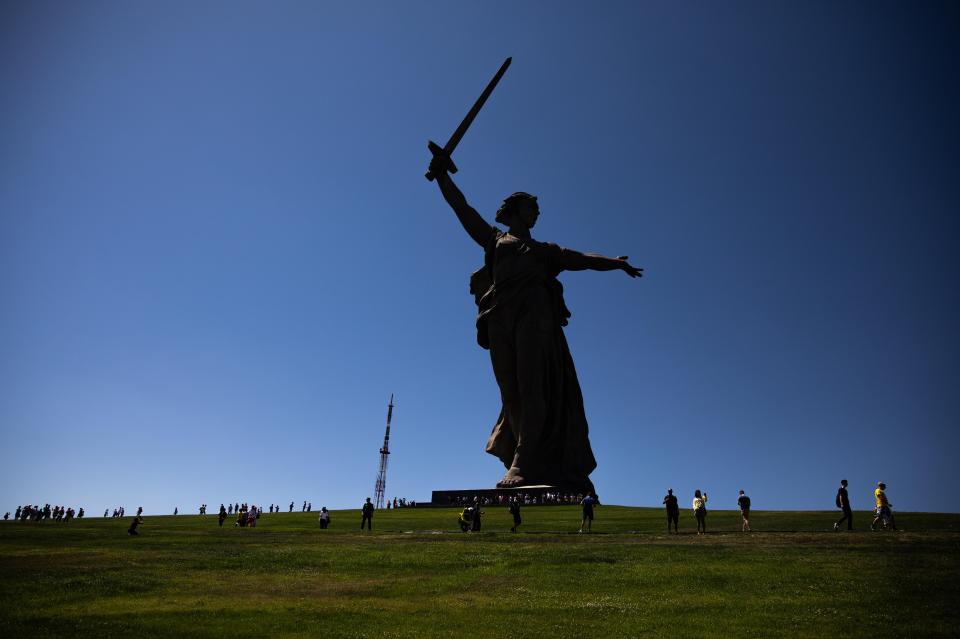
1;507;957;638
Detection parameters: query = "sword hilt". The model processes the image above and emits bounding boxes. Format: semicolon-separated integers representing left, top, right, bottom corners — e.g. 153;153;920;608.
425;140;459;181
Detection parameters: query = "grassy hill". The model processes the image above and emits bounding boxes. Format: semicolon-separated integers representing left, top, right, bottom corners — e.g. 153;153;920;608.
1;506;958;638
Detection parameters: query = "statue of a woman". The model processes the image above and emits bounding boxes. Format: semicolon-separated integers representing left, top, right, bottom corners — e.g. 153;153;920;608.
429;156;642;492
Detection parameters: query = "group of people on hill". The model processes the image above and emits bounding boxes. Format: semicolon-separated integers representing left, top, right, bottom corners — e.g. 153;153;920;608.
8;504;84;522
658;480;899;535
661;488;744;535
447;491;584;507
10;480;903;538
455;493;599;534
219;503;261;527
386;497;414;509
834;480;898;531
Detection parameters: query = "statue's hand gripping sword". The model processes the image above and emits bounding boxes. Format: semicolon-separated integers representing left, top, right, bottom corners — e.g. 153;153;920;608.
425;57;512;181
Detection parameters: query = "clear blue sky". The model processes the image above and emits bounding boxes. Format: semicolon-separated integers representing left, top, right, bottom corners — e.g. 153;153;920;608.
1;2;957;514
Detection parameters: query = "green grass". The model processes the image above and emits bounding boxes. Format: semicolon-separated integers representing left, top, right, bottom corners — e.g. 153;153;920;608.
1;507;958;638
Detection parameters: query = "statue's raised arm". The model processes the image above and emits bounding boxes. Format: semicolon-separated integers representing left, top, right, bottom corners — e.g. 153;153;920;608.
429;156;492;248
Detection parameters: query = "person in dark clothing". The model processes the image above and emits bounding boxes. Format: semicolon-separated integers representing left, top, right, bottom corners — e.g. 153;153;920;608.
579;494;595;533
834;479;853;531
361;498;374;530
218;504;227;527
509;499;522;533
737;490;751;531
472;506;483;532
127;516;143;536
663;489;679;533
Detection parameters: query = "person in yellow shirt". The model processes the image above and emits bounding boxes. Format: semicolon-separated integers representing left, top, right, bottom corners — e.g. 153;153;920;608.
871;482;898;531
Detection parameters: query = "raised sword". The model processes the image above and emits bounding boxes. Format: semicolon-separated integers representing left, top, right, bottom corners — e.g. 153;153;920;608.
425;57;512;181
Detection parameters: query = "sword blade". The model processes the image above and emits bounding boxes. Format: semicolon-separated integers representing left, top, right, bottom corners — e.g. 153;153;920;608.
443;56;512;155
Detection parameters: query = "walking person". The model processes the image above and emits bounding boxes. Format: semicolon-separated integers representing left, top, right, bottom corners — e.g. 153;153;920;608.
509;499;522;533
737;490;751;532
319;507;330;529
693;490;708;534
871;482;898;531
663;488;679;533
834;479;853;531
218;504;227;527
579;494;596;533
361;497;374;531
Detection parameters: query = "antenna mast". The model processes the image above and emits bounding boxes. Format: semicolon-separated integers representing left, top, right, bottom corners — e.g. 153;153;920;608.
373;394;394;510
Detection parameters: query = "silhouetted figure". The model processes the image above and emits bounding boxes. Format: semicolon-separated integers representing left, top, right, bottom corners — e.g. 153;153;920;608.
737;490;751;531
663;489;679;533
834;479;853;531
127;516;142;536
173;507;178;516
428;157;642;492
509;499;521;533
579;494;596;533
361;497;374;530
693;490;708;534
471;506;484;531
289;501;294;513
218;504;227;527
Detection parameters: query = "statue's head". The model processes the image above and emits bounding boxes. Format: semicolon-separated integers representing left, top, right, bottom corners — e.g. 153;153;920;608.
496;192;539;228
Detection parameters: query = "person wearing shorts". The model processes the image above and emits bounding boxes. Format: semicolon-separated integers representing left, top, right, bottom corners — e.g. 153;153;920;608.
692;490;708;534
737;490;751;531
579;494;595;533
871;482;898;531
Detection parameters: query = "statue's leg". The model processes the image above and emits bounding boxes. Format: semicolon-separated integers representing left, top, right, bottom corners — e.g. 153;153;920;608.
510;310;551;483
486;312;523;482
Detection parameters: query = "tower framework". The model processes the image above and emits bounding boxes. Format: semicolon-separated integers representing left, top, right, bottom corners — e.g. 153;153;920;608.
373;394;394;510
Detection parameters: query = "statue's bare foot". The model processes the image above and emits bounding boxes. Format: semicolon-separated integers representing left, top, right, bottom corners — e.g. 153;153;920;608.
497;467;526;488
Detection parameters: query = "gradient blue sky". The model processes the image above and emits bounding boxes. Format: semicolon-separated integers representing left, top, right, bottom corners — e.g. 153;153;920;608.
2;2;957;514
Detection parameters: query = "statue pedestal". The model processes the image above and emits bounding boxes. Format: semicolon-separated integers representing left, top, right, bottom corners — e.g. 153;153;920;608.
430;485;588;507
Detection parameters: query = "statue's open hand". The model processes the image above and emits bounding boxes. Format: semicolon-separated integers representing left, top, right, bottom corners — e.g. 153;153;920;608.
616;256;643;278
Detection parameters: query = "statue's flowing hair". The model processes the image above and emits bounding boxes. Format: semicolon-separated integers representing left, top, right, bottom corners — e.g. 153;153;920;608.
495;192;537;225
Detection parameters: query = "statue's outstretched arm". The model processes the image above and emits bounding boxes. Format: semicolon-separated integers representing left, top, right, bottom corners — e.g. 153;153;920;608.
429;158;492;248
560;249;643;278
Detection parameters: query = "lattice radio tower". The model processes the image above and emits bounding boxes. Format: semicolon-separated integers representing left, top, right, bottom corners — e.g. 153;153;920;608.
373;394;394;510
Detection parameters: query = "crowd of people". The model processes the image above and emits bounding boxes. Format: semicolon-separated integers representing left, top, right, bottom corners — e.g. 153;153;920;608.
7;504;85;522
4;481;901;536
445;491;584;507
